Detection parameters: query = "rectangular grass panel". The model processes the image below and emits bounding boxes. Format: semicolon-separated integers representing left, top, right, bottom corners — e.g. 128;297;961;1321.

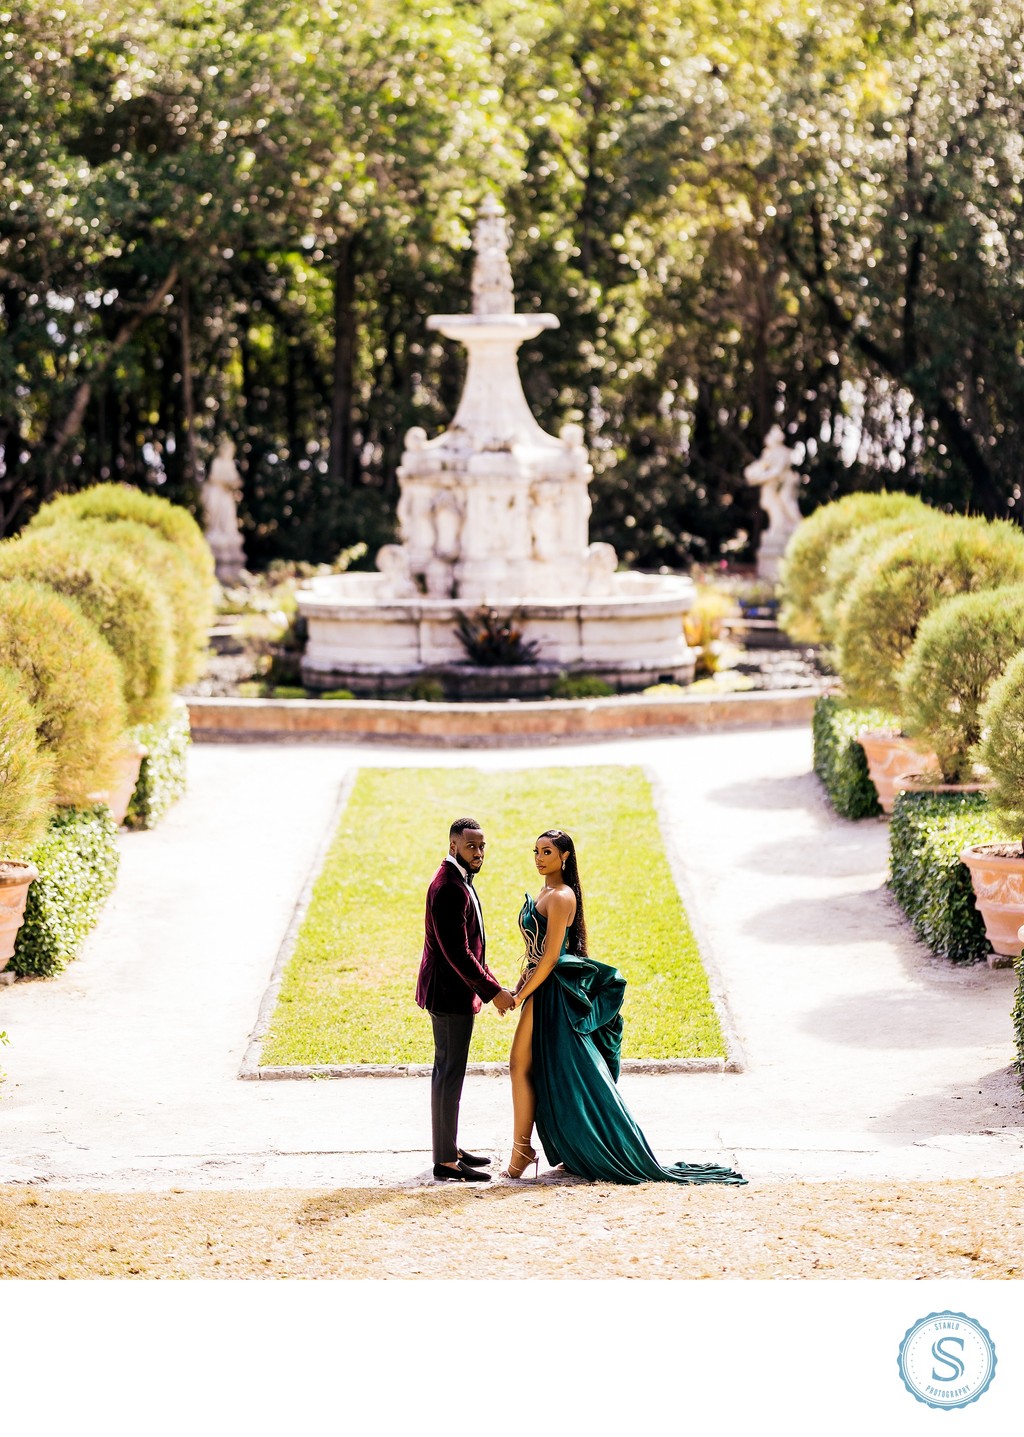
259;766;726;1066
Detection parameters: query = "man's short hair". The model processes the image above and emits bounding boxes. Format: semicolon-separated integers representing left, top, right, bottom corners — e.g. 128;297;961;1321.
449;816;482;838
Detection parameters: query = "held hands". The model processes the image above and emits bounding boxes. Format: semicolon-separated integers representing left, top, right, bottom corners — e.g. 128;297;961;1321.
492;987;515;1016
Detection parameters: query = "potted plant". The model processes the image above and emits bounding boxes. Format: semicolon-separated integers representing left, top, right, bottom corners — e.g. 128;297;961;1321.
778;489;931;644
960;650;1024;961
835;517;1024;813
0;669;52;969
897;585;1024;794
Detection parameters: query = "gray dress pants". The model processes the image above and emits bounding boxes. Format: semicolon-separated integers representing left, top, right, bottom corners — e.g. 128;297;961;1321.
429;1011;475;1164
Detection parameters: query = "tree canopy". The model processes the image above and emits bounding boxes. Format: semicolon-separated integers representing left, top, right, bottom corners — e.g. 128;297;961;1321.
2;0;1022;565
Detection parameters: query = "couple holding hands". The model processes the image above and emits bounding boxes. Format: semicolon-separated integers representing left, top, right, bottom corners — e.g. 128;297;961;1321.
415;816;746;1187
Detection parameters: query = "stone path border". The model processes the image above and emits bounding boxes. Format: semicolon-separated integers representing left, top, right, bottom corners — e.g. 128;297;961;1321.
238;759;744;1080
189;686;821;745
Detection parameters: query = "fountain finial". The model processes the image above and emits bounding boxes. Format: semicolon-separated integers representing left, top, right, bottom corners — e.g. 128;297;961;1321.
471;194;515;316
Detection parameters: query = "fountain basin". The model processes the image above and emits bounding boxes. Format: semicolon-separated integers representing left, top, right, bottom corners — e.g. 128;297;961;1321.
298;570;696;696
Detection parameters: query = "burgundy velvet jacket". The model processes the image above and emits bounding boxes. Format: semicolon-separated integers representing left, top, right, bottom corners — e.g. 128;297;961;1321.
415;860;502;1015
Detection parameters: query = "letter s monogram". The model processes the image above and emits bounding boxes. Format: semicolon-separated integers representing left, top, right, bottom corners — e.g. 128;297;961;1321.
931;1337;966;1383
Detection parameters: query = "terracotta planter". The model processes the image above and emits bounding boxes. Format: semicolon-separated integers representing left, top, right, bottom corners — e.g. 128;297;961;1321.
959;844;1024;957
0;860;39;971
86;741;147;827
856;731;939;815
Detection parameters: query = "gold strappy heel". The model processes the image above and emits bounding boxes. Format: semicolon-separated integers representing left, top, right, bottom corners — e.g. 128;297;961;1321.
501;1140;539;1180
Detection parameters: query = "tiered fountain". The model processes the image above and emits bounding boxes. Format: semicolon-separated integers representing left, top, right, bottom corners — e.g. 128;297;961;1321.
298;196;696;696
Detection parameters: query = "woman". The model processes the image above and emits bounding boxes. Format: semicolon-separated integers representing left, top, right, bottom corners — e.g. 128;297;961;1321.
502;828;746;1185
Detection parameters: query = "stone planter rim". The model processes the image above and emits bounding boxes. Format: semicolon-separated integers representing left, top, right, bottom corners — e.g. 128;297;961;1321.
0;859;39;889
959;842;1024;867
899;772;992;794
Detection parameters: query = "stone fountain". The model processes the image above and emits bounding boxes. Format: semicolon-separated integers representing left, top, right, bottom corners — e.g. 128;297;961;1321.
298;196;696;696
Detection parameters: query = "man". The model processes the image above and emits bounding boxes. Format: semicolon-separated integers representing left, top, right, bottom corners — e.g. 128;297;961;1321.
415;817;513;1182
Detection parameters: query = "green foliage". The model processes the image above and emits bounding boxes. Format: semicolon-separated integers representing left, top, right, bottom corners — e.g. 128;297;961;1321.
975;649;1024;845
5;4;1024;563
394;678;443;702
454;608;540;667
551;674;615;699
899;586;1024;783
817;512;941;648
28;485;214;587
0;530;174;726
260;765;726;1065
888;791;999;963
811;694;894;819
1012;955;1024;1081
10;805;120;977
320;687;357;701
779;493;929;643
0;579;126;804
125;700;190;831
60;518;211;687
836;518;1024;711
0;667;54;857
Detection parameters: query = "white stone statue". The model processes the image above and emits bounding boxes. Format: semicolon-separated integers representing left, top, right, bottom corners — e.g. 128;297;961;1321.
744;425;802;582
376;544;419;599
202;437;246;582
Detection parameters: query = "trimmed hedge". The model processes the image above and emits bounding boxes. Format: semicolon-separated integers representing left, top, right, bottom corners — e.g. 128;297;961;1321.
975;649;1024;842
899;585;1024;783
10;805;120;977
0;666;53;857
812;694;894;819
1012;955;1024;1076
125;699;190;830
836;516;1024;710
0;531;174;726
888;790;1000;963
28;483;214;586
52;516;212;687
778;491;929;643
816;513;942;648
0;578;126;805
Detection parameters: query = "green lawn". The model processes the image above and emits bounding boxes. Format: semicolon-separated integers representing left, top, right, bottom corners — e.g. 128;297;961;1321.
259;766;726;1065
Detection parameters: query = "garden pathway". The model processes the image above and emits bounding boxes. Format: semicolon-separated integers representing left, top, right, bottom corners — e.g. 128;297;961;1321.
1;726;1021;1189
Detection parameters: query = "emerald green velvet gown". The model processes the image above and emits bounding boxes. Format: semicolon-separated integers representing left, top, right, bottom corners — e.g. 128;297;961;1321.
521;895;746;1186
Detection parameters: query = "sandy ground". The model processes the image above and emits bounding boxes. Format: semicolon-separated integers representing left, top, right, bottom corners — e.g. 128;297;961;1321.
2;1177;1021;1279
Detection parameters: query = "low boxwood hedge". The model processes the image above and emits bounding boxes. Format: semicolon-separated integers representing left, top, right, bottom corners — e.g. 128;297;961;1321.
11;805;120;977
1012;956;1024;1078
812;694;895;819
125;698;190;830
888;790;1001;963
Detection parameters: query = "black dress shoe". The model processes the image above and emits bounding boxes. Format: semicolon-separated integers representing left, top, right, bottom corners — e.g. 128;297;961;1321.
433;1161;491;1182
457;1148;491;1168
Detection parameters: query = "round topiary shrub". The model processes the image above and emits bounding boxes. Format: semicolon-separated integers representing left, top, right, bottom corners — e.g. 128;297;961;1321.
0;667;54;858
27;482;215;589
0;579;126;805
778;491;931;643
46;517;210;687
0;531;174;725
816;511;945;647
835;517;1024;711
899;585;1024;783
975;649;1024;846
